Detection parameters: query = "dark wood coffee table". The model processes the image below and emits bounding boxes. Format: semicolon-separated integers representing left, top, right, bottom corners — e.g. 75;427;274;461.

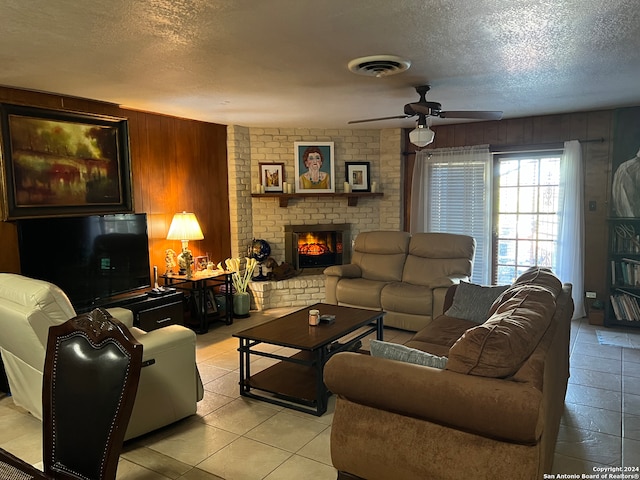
233;303;385;415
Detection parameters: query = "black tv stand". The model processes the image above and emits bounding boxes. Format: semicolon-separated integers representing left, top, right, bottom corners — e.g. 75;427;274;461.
101;289;150;305
79;289;185;331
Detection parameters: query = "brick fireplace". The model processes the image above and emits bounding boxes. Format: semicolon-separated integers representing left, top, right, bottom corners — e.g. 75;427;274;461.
226;125;403;311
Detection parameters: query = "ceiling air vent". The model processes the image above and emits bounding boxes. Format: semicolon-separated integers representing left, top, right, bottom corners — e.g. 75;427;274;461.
348;55;411;78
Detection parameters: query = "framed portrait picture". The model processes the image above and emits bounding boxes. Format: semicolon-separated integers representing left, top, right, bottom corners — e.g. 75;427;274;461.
345;162;371;192
259;162;285;193
0;103;133;219
294;141;335;193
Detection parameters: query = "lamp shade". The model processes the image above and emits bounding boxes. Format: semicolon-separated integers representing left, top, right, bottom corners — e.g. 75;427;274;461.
409;124;435;147
167;212;204;241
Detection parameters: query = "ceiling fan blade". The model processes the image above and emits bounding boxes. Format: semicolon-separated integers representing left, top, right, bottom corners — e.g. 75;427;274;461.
438;110;503;120
348;114;413;124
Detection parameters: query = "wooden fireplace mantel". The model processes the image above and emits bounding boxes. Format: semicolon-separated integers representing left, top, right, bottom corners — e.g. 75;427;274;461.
251;192;383;207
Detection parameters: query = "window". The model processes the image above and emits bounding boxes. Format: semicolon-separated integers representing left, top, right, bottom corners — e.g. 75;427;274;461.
416;147;562;285
493;153;561;284
412;140;583;316
422;146;491;284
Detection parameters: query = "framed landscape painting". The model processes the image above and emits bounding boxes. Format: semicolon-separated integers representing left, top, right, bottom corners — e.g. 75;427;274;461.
294;141;335;193
0;103;133;219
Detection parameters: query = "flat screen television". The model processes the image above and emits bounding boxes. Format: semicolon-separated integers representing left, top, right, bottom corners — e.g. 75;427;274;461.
17;213;151;312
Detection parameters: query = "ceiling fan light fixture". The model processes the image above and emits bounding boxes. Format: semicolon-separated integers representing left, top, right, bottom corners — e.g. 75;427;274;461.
409;124;435;147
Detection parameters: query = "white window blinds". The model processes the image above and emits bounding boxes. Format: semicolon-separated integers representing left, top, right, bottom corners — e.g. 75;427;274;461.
411;145;491;284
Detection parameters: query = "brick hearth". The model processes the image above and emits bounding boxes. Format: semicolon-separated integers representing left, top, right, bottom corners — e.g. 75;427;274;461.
248;274;325;311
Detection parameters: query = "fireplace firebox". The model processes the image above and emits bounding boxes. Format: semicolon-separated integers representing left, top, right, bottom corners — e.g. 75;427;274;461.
285;224;350;273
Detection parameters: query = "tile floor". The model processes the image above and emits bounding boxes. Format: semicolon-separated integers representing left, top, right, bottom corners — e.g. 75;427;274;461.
1;309;639;479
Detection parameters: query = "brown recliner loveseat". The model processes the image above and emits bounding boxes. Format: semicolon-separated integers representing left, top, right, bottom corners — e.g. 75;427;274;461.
324;231;476;331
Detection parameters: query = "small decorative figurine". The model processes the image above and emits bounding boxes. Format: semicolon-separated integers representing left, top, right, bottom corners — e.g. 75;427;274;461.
164;248;177;275
178;249;194;278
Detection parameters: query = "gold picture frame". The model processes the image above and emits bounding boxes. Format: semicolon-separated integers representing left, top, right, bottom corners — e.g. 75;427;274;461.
0;103;132;219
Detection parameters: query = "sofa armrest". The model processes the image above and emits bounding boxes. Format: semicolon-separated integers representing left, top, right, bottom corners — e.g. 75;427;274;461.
324;264;362;278
429;275;467;289
129;324;203;399
130;324;196;360
324;352;543;444
124;324;203;439
106;307;134;329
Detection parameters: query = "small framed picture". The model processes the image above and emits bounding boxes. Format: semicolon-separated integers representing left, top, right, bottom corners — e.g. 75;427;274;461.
191;289;217;316
259;162;285;193
345;162;371;192
194;255;209;272
294;142;335;193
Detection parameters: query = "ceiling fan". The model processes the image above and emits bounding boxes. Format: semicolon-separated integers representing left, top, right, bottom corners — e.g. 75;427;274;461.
348;85;503;147
349;84;503;124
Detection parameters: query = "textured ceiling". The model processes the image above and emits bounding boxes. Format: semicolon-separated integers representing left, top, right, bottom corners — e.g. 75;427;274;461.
1;0;639;129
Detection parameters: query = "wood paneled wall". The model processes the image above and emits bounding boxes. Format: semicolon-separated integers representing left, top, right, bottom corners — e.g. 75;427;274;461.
1;83;620;301
403;110;616;298
0;86;231;277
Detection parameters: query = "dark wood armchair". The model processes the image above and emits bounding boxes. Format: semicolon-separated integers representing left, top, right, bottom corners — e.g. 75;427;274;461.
0;308;143;480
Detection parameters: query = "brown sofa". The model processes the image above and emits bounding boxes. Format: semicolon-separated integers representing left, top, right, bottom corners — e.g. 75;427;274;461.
324;231;476;331
324;267;574;480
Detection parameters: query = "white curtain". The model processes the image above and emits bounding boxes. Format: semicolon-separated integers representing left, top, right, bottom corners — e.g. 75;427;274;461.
410;145;492;284
410;151;427;234
557;140;585;319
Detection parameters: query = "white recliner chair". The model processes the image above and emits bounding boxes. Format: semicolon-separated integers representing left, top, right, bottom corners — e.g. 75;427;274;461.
0;273;204;440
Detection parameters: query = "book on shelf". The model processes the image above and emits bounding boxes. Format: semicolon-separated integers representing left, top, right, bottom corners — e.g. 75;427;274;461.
611;259;640;287
613;227;640;254
609;290;640;322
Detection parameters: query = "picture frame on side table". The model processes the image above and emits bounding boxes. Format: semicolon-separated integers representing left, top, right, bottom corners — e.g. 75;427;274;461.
294;141;335;193
345;162;371;192
194;255;210;272
259;162;285;193
191;289;217;317
0;103;133;220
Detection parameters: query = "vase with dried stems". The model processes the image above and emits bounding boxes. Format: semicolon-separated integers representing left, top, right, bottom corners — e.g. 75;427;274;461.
220;257;257;317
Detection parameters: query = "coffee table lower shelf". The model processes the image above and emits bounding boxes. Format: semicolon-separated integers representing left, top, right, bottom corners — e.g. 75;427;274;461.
234;303;385;416
241;351;327;414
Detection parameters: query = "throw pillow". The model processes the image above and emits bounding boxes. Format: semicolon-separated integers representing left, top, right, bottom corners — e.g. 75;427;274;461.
369;340;448;368
445;282;510;324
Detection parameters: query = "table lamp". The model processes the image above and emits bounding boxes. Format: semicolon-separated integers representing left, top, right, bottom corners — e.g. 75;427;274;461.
167;211;204;278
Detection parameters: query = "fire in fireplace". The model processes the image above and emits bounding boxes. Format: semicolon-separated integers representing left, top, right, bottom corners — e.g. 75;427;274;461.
285;224;350;273
297;231;340;266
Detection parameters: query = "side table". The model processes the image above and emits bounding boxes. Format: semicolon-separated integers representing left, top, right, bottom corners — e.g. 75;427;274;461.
161;271;233;334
